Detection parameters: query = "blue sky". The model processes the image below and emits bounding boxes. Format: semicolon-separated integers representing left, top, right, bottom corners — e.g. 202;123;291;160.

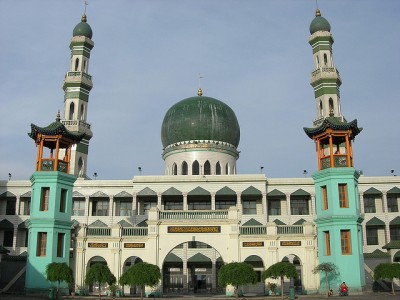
0;0;399;180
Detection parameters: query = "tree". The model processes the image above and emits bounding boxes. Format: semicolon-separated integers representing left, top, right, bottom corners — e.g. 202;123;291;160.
119;262;161;300
313;262;338;298
262;262;298;300
46;262;74;299
218;262;257;298
374;263;400;295
85;263;116;299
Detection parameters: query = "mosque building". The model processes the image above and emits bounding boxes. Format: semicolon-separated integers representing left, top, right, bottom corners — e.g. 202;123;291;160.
0;7;399;297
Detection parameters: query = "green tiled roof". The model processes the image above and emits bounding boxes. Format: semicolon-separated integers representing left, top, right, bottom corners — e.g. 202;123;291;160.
303;117;362;139
242;218;263;226
114;191;132;197
90;191;108;198
0;191;16;198
18;220;29;229
387;187;400;195
164;253;182;263
273;219;286;225
364;187;382;195
268;189;285;197
383;241;400;250
363;249;390;258
0;245;10;254
188;186;210;196
188;253;211;263
0;219;14;229
242;186;262;196
29;121;84;145
389;216;400;225
216;186;236;196
162;187;182;196
366;217;385;226
293;218;306;225
117;220;132;227
89;220;107;227
137;187;157;196
291;189;310;197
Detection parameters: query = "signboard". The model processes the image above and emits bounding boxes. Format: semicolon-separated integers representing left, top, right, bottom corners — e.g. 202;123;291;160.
167;226;221;233
243;241;264;247
124;243;145;248
280;241;301;246
88;242;108;248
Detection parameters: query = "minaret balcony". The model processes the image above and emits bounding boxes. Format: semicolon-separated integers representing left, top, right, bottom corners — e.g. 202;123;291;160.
64;71;93;87
62;120;92;137
311;67;341;83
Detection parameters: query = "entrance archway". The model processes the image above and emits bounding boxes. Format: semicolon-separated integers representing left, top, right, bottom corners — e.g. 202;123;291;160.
123;256;143;295
87;256;107;295
162;241;224;294
242;255;265;294
282;254;302;293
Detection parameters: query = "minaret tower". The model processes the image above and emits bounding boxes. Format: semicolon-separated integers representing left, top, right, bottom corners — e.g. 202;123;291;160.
25;113;84;293
61;14;94;178
304;9;365;293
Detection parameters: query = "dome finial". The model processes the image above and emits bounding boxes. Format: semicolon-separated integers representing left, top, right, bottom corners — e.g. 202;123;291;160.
82;0;88;22
315;8;321;17
56;110;61;122
197;73;203;96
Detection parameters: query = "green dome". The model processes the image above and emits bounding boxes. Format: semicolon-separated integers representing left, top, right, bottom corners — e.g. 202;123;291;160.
73;15;93;39
161;95;240;148
310;9;331;34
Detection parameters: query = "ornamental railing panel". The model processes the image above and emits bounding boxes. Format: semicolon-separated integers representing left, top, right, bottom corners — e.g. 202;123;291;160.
277;225;303;235
122;227;148;236
240;226;267;235
87;227;111;236
158;210;228;220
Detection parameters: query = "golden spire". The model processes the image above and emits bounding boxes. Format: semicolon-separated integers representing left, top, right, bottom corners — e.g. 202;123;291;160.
81;14;87;22
315;8;321;17
56;110;61;122
198;88;203;96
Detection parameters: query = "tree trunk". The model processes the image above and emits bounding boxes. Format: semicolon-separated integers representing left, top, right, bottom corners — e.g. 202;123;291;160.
392;280;395;295
140;285;144;300
281;276;284;300
325;271;329;298
98;283;102;300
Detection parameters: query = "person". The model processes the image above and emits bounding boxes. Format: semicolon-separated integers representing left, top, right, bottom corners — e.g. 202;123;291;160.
328;289;333;296
339;282;348;296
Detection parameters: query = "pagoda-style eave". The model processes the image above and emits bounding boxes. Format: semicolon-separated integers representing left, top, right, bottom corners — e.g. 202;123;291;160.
303;118;362;139
29;122;85;144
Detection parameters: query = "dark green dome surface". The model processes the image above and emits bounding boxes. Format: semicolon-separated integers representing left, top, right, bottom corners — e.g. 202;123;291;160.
310;15;331;34
161;96;240;148
73;17;93;39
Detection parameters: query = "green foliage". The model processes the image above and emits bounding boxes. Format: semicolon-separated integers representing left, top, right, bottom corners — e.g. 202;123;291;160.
46;262;74;285
46;262;74;299
262;262;298;300
85;263;116;299
119;262;161;300
374;263;400;295
313;262;338;298
218;262;257;289
262;262;298;281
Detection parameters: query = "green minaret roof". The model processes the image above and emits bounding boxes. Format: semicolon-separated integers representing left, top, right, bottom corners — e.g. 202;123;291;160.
161;94;240;148
73;14;93;39
310;9;331;34
303;116;362;139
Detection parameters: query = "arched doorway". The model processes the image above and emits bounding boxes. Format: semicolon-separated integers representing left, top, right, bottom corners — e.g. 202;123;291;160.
282;254;302;293
123;256;143;296
162;241;224;294
87;256;107;295
242;255;265;294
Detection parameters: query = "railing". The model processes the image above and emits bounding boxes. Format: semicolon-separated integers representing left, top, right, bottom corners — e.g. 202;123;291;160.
159;210;228;220
87;227;111;236
321;155;349;169
240;226;267;235
277;225;303;235
66;71;92;80
311;67;339;77
62;119;91;130
40;159;68;173
122;227;148;236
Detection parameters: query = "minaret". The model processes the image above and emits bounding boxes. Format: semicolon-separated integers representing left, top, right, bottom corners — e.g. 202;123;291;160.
304;9;365;293
25;113;84;293
61;14;94;178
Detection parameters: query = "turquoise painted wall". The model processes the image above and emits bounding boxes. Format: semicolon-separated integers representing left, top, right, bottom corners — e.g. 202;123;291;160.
26;171;76;291
313;168;365;293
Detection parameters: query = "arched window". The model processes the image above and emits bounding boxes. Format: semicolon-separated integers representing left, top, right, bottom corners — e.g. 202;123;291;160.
83;60;87;72
80;104;85;120
319;100;323;117
316;55;320;68
216;162;221;175
204;161;211;175
182;161;188;175
329;98;334;114
74;58;79;71
225;163;229;175
172;163;177;175
192;161;199;175
78;157;84;177
69;102;75;120
323;53;328;66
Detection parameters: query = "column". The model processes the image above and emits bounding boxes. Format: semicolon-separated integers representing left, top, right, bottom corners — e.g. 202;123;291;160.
16;195;21;216
382;192;388;213
85;195;90;218
132;194;137;215
211;193;216;210
359;194;365;214
310;194;316;216
183;193;188;210
157;193;162;209
109;196;114;217
262;192;267;215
